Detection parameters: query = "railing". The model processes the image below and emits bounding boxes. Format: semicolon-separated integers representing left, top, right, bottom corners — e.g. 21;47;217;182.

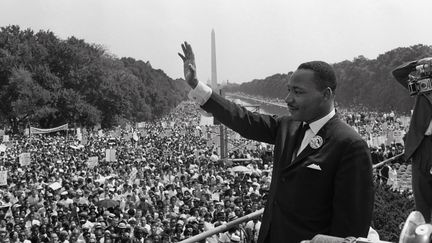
180;154;404;243
179;209;264;243
372;153;404;169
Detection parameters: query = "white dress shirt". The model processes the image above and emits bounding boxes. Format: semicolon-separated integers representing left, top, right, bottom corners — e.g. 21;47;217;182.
296;109;336;156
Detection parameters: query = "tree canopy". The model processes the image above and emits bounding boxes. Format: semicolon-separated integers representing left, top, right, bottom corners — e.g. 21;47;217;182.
225;44;432;114
0;25;188;131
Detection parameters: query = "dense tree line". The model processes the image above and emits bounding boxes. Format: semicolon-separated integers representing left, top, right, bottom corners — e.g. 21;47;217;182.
225;44;432;113
0;25;188;131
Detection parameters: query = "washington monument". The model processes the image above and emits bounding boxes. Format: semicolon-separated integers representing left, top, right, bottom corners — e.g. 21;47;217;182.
211;29;218;91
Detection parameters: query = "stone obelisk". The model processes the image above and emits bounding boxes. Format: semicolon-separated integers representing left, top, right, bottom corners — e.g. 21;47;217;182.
211;29;218;91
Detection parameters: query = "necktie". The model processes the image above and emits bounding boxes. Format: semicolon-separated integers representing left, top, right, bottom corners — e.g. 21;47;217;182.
292;123;310;161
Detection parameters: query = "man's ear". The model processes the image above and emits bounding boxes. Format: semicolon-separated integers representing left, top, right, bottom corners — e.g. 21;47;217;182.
323;87;333;100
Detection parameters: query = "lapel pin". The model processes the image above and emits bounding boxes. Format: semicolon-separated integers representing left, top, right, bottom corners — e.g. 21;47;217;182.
309;135;323;149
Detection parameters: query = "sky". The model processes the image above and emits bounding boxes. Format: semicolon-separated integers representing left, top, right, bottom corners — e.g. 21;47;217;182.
1;0;432;84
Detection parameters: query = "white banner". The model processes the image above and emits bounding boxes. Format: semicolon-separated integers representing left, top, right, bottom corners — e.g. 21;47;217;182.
200;115;214;126
30;124;68;134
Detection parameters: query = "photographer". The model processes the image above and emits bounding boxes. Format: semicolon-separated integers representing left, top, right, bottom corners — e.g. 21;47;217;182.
392;57;432;222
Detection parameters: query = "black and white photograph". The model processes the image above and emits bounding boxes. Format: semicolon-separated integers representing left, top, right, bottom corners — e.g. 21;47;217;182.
0;0;432;242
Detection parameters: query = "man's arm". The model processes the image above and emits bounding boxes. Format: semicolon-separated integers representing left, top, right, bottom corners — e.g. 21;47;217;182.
330;139;374;238
180;42;280;144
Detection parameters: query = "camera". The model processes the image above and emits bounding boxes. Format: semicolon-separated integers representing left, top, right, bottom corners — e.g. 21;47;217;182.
408;60;432;96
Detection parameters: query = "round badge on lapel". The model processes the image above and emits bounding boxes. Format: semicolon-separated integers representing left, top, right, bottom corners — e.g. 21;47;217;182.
309;135;323;149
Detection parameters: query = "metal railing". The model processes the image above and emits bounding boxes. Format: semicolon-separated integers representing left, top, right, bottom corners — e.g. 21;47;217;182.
180;153;405;243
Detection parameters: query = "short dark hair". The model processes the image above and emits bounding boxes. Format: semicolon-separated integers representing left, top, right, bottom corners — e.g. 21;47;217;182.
297;61;337;92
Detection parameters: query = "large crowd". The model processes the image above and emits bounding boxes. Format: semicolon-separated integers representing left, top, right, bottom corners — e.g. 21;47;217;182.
0;100;409;243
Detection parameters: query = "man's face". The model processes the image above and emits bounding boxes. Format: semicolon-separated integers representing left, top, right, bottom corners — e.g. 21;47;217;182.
285;69;328;123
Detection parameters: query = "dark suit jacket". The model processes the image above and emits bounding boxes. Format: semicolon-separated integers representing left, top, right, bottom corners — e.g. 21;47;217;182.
392;61;432;160
201;92;374;243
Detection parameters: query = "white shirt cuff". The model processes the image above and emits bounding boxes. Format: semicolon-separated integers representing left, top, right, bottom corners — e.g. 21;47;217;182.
425;120;432;135
188;81;213;106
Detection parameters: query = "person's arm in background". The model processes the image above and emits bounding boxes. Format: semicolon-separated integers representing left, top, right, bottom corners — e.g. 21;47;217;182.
392;57;432;92
392;58;432;135
178;42;280;144
391;60;418;90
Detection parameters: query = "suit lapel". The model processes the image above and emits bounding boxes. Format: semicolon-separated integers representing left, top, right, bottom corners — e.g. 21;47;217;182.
285;115;338;170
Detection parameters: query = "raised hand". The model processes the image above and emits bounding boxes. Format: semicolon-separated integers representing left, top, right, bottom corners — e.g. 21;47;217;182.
178;41;198;89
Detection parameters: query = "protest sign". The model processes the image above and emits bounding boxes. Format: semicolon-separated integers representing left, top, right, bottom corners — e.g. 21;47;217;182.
137;122;145;129
87;156;99;168
19;153;31;166
393;130;405;145
0;171;7;186
199;115;213;126
123;133;132;140
132;132;139;141
2;135;9;142
129;167;138;183
105;149;116;162
81;135;88;146
161;121;167;128
49;182;62;190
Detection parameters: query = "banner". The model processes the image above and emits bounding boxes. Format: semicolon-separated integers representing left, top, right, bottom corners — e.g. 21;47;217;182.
0;171;7;186
137;122;145;129
30;124;68;135
19;153;31;166
87;156;99;168
199;115;214;126
105;149;116;162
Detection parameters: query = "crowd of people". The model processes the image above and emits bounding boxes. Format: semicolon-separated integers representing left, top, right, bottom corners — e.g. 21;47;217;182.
0;100;409;243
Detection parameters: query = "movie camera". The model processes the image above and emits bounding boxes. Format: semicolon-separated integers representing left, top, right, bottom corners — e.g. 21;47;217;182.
408;58;432;96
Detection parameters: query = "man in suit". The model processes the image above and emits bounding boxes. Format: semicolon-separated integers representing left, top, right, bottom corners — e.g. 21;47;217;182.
178;42;374;242
392;58;432;222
